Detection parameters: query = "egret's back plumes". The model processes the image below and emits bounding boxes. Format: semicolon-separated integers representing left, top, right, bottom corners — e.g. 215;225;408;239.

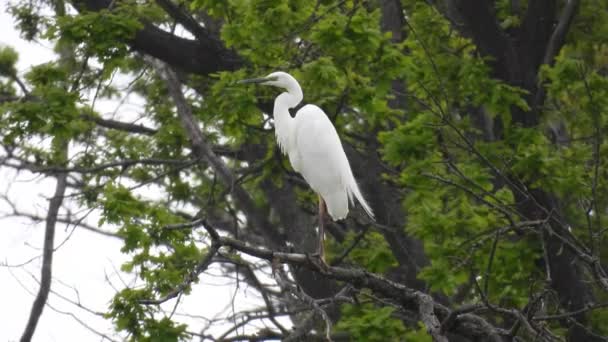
346;173;374;221
323;177;374;221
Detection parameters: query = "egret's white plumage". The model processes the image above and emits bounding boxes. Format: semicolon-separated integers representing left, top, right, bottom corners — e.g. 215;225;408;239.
240;71;374;221
292;104;372;220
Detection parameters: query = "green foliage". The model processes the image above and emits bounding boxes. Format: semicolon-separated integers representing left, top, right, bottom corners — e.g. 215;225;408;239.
45;2;143;73
404;323;432;342
330;231;398;274
494;0;522;28
336;303;406;341
0;46;19;77
380;112;437;166
4;0;608;340
590;308;608;336
108;288;151;337
201;70;266;144
108;289;187;341
8;3;46;41
99;182;207;336
0;62;89;164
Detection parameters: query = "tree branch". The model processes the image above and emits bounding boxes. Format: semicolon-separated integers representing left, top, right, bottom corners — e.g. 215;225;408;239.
417;293;448;342
0;201;119;239
520;0;557;70
154;0;206;40
542;0;580;67
142;214;506;340
81;113;158;135
72;0;243;75
6;157;195;174
446;0;513;80
149;58;282;248
20;150;68;342
202;224;503;341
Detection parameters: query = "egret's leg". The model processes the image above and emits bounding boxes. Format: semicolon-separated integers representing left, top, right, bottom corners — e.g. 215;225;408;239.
318;195;327;262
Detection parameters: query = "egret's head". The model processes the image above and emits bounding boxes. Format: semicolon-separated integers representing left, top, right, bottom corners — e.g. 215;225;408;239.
238;71;298;90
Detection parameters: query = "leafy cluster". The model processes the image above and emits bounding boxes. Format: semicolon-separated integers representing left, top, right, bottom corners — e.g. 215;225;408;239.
2;0;608;340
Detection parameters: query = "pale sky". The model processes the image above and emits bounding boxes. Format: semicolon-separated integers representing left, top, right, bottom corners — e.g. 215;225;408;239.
0;2;278;340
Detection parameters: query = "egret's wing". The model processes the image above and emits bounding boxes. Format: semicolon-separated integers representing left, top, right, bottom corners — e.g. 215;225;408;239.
294;105;350;187
293;105;348;219
293;105;373;220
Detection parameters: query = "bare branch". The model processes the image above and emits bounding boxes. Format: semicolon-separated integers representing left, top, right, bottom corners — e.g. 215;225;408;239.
20;150;68;341
154;0;206;40
163;217;206;231
276;266;332;342
194;221;505;340
417;293;448;342
533;302;608;321
80;113;158;135
4;156;194;174
148;58;282;248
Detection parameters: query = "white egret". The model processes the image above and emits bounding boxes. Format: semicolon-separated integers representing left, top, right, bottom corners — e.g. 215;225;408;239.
239;71;374;261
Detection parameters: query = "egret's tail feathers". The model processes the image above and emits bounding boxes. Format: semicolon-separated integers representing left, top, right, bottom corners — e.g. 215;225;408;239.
324;190;348;221
347;179;375;221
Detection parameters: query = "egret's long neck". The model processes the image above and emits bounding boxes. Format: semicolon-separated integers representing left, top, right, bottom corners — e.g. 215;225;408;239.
273;84;302;153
